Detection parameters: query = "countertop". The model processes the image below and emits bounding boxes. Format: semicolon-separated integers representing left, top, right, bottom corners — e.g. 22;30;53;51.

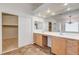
33;31;79;40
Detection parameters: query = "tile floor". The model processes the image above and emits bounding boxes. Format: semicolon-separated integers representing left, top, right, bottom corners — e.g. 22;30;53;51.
2;38;18;53
3;44;53;55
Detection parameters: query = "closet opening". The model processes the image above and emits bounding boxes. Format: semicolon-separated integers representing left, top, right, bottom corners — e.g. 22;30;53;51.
2;13;18;53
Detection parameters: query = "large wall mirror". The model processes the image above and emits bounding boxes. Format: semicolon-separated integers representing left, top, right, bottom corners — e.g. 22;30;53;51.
34;21;43;30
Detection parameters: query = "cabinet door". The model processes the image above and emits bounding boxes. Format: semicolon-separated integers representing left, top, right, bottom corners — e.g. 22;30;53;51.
33;34;43;46
51;36;66;55
66;39;79;55
33;33;47;47
42;36;47;47
36;34;43;46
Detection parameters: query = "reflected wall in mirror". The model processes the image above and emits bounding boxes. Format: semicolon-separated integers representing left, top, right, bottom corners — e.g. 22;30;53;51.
34;21;43;30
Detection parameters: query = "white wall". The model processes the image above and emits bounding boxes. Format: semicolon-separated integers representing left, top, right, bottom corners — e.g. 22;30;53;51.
19;16;33;47
0;12;2;54
0;4;33;54
0;3;33;14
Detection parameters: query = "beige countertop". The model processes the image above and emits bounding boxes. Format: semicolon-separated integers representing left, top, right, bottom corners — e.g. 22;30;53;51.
33;31;79;40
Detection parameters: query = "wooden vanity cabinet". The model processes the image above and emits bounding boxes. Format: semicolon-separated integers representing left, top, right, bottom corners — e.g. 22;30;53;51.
51;36;66;55
51;36;79;55
66;39;79;55
34;33;79;55
33;33;47;47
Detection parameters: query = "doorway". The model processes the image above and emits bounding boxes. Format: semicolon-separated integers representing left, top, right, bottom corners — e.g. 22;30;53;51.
2;13;18;53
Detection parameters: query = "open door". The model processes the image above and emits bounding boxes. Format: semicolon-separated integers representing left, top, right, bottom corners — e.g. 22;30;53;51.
2;13;18;53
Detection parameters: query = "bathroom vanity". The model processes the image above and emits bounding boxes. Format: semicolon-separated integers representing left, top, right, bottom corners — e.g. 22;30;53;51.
33;15;79;55
33;32;79;55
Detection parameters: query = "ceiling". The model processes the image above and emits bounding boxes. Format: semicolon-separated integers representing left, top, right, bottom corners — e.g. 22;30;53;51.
0;3;79;21
52;9;79;22
32;3;79;19
0;3;43;14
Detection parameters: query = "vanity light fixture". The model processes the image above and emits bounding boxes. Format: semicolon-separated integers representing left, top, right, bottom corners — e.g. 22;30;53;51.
64;3;68;6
